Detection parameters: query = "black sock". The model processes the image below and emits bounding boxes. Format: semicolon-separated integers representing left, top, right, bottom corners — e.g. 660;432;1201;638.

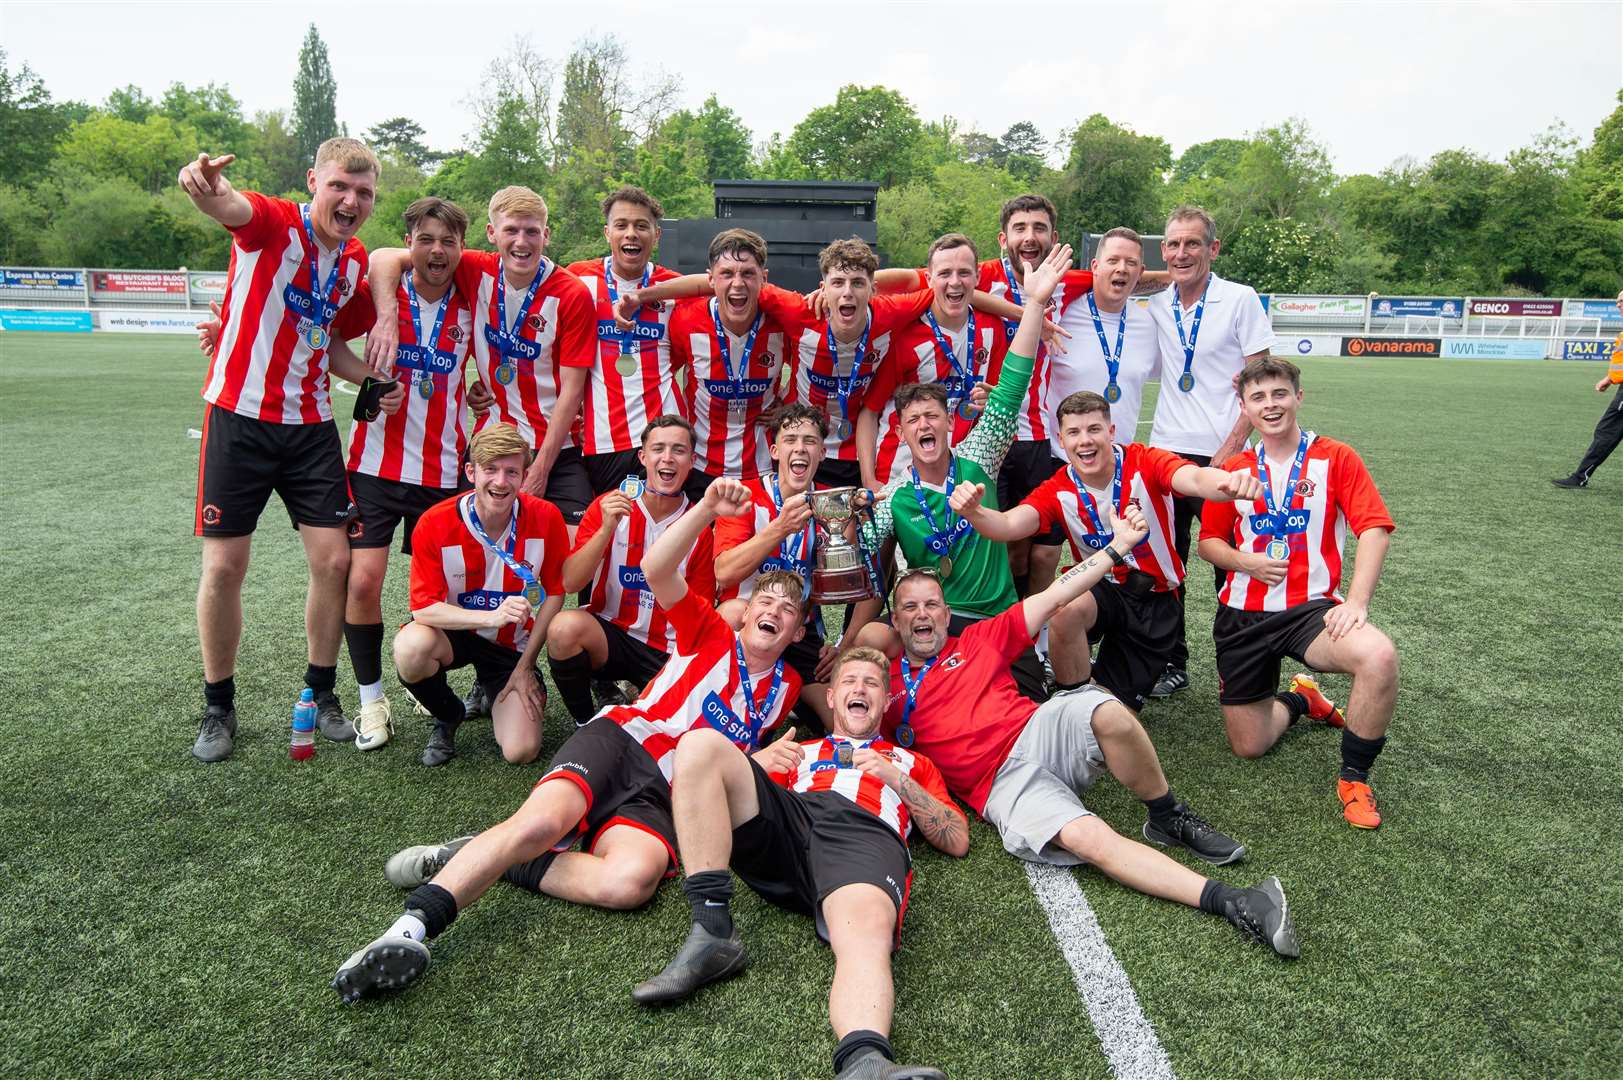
1198;879;1244;916
405;882;458;940
1339;730;1387;782
548;651;597;723
833;1031;894;1075
1013;571;1031;597
1276;691;1309;725
401;671;465;728
344;622;385;687
501;850;560;894
203;676;235;711
1144;790;1179;827
304;663;337;694
682;870;734;937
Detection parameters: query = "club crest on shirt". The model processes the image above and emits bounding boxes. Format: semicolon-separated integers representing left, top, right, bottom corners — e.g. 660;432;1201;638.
1295;479;1316;498
447;324;464;342
528;313;546;331
974;347;989;363
942;653;964;669
337;277;352;296
1128;496;1143;510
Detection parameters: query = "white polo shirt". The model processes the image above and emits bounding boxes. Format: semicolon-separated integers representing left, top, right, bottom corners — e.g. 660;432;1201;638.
1147;273;1275;458
1051;294;1159;456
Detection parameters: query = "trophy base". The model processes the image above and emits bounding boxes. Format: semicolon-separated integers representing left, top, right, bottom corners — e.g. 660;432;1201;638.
810;565;874;604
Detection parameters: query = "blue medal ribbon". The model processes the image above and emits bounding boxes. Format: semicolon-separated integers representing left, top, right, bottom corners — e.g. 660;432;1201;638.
602;257;651;354
1254;431;1310;560
909;459;974;559
924;308;978;418
1086;291;1126;403
1170;272;1211;393
998;256;1026;343
732;640;785;751
461;494;543;607
824;313;873;437
768;473;814;599
711;299;763;410
1067;446;1124;552
494;261;549;379
404;273;450;398
897;655;938;747
299;205;347;348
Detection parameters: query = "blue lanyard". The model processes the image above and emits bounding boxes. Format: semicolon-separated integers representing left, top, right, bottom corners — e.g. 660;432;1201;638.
909;458;974;557
1170;273;1211;388
924;308;977;406
300;205;345;329
1255;431;1310;542
1069;446;1123;536
461;494;542;604
824;312;873;423
899;655;938;730
999;256;1024;307
1086;291;1125;390
732;640;785;750
710;299;763;390
768;473;813;569
495;262;548;362
404;274;449;361
602;257;651;354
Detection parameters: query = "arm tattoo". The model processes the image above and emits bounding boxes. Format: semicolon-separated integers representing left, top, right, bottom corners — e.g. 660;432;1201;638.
1057;553;1103;585
898;774;968;853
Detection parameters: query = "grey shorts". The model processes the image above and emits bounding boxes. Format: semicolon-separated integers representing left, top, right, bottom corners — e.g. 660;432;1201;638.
981;685;1115;866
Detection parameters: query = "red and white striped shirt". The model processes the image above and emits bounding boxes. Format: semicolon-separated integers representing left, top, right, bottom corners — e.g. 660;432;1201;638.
407;492;569;652
453;250;595;450
577;492;717;650
344;278;476;488
772;736;952;843
712;476;817;603
669;294;795;479
777;289;933;463
865;311;1008;486
204;192;369;424
1201;434;1395;612
603;589;801;782
916;263;1094;442
566;259;684;455
1025;443;1191;592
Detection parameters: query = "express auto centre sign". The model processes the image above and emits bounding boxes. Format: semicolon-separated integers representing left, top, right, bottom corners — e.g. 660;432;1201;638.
1468;299;1563;318
1341;336;1440;357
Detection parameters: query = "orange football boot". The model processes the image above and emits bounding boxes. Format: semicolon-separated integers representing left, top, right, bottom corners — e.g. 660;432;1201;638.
1338;778;1382;829
1289;673;1345;728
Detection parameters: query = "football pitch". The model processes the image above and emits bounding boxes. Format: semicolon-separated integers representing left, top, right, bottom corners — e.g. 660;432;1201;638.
2;333;1619;1079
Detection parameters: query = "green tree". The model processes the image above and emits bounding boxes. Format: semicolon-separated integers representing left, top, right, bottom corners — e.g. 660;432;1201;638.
0;49;75;187
998;121;1048;182
785;85;924;188
42;178;177;267
54;113;199;194
1171;137;1247;184
878;161;1023;266
1577;89;1623;220
104;84;154;123
1220;217;1341;293
689;95;752;181
366;116;436;170
0;182;48;263
292;23;339;165
1051;113;1170;234
243;109;307;196
160;82;248;151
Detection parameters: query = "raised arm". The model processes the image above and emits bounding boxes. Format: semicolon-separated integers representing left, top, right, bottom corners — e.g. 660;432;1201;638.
644;478;752;609
363;248;413;372
1022;502;1147;638
177;153;252;228
714;496;814;589
615;273;712;326
946;480;1041;543
1170;462;1264;503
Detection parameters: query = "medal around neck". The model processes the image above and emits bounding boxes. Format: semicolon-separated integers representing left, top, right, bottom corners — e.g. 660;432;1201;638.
804;486;876;603
1266;538;1289;561
306;324;328;350
619;475;646;500
1177;372;1195;392
615;354;639;377
1104;382;1122;403
936;555;954;581
417;374;435;399
834;742;854;768
495;362;517;386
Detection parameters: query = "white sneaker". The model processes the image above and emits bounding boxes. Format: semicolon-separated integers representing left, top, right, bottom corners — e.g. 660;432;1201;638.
354;697;394;751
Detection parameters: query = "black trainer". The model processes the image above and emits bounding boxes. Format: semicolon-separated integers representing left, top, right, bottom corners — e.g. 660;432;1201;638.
314;689;355;742
1550;475;1588;489
594;678;630;709
421;722;457;767
835;1051;947;1080
461;681;491;719
630;922;747;1005
331;934;430;1003
191;705;237;762
1148;666;1189;698
1219;876;1300;958
1143;802;1246;865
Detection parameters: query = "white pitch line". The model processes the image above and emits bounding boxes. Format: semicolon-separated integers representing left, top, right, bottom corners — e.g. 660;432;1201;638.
332;384;357;396
1024;863;1174;1080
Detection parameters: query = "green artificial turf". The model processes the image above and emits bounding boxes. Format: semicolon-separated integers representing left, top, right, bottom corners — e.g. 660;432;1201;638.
1;333;1618;1079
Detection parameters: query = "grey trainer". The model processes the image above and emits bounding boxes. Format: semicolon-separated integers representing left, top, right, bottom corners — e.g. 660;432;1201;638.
192;706;237;762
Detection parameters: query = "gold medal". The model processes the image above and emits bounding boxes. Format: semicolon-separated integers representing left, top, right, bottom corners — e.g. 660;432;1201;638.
936;555;953;581
615;353;639;377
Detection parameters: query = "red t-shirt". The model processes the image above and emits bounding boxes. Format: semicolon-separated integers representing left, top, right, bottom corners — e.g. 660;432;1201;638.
565;258;684;455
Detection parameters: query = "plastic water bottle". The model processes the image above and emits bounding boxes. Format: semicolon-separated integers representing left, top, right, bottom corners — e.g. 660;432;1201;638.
290;687;317;761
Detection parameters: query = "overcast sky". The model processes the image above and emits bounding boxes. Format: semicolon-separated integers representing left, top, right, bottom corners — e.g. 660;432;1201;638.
5;0;1620;175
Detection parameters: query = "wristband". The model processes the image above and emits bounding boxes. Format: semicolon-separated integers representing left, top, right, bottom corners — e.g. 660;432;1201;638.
1104;546;1127;567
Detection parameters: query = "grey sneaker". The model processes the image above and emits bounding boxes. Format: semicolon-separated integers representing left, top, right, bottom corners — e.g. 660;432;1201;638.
384;835;475;889
836;1051;948;1080
461;681;491;719
1148;667;1190;698
421;723;457;767
1220;876;1300;959
192;706;237;762
331;934;430;1003
1143;802;1246;866
314;690;355;742
631;922;748;1005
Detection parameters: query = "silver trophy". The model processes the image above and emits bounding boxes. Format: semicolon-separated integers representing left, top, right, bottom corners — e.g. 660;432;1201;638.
805;486;875;603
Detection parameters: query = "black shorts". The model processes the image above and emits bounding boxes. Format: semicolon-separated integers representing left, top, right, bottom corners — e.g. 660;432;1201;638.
594;614;671;693
583;448;644;497
347;472;457;553
815;459;861;489
545;446;594;525
731;763;911;946
782;626;827;687
682;469;721;504
881;611;1047;702
1212;598;1337;706
195;403;351;537
534;716;676;867
442;627;538;701
997;440;1065;545
1085;582;1181;712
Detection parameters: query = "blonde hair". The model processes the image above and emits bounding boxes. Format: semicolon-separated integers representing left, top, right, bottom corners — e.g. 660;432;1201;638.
753;569;807;618
830;646;888;684
468;423;534;467
488;186;549;225
314;137;380;177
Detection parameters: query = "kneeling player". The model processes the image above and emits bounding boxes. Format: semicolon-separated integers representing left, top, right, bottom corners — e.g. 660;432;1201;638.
332;479;805;1002
392;424;567;766
547;416;715;722
950;390;1263;711
1198;357;1398;829
632;646;965;1080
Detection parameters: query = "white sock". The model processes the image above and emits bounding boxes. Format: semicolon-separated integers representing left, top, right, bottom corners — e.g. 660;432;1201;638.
386;913;427;943
358;680;385;705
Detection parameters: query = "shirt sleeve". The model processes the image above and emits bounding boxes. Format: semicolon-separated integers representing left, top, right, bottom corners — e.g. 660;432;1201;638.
1142;446;1193;494
453;250;498;300
956;348;1034;478
964;602;1035;662
1054;269;1096;314
1329;442;1395;536
408;514;450;610
859;481;900;550
685;524;718;606
757;283;812;334
228;192;290;252
572;495;605;554
666;583;730;655
863;351;905;413
712;507;755;558
555;278;596;368
1199;456;1249;543
1233;285;1276;356
905;750;957;811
